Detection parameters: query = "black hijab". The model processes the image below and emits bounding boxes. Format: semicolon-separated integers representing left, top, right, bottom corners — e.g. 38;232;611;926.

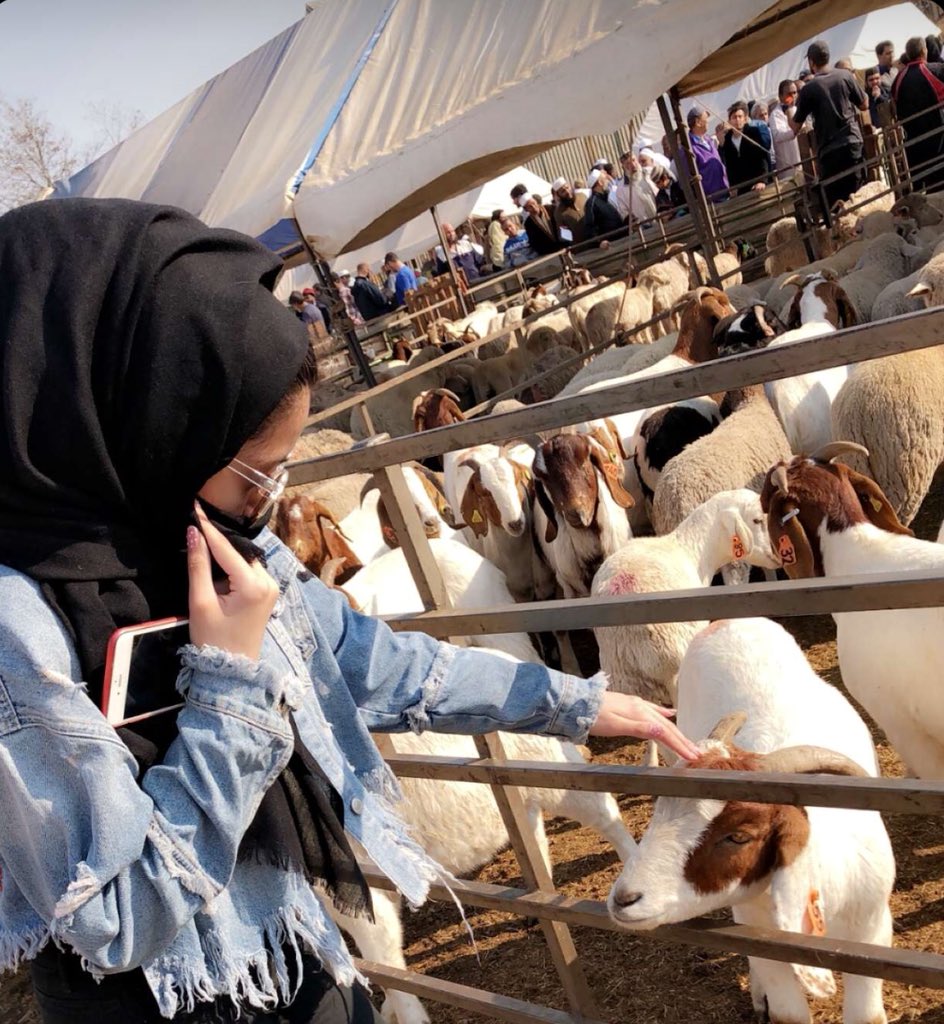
0;198;371;918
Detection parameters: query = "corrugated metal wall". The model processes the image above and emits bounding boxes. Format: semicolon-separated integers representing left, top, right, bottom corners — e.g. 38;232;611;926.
524;113;649;187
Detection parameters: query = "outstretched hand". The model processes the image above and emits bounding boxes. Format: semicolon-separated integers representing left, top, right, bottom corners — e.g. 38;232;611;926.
589;693;702;762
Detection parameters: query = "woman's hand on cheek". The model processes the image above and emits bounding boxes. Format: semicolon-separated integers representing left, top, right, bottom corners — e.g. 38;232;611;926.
187;503;279;661
588;693;702;762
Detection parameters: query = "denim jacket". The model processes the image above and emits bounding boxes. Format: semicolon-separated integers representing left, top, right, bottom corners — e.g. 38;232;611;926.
0;529;604;1017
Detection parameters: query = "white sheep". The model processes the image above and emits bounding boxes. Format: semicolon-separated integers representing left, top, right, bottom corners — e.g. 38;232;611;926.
583;281;654;348
558;333;677;396
338;717;635;1024
651;385;792;535
592;490;778;753
763;444;944;777
609;617;894;1024
835;231;927;322
287;427;371;520
831;346;944;525
566;273;629;352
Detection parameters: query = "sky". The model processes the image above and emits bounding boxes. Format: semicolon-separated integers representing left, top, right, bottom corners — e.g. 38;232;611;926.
0;0;305;153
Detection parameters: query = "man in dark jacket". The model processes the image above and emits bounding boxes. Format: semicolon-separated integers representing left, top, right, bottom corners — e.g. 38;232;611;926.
509;183;561;256
351;263;393;321
892;36;944;191
583;167;623;242
720;101;772;195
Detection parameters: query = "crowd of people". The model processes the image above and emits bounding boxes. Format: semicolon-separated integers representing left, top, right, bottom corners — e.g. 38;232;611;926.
295;33;944;330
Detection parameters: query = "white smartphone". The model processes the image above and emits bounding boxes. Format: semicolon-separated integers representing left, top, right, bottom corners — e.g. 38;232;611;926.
101;617;190;726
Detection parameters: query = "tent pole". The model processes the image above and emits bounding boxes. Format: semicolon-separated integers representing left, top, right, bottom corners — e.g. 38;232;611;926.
431;205;470;316
294;218;377;388
659;91;722;288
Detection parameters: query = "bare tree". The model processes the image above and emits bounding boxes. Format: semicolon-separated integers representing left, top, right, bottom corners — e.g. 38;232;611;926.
84;100;145;160
0;96;79;210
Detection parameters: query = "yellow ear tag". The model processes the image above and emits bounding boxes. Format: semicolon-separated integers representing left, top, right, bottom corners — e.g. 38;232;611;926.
470;510;483;524
870;497;883;513
608;449;618;463
803;889;827;937
731;535;745;560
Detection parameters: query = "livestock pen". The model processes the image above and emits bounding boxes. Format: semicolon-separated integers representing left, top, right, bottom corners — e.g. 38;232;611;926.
285;306;944;1024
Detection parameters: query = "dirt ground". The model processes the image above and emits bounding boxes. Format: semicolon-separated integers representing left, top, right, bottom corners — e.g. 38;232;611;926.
2;485;942;1023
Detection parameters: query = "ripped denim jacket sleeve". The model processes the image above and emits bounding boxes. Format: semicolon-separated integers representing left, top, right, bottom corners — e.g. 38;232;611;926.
0;643;294;974
300;573;607;742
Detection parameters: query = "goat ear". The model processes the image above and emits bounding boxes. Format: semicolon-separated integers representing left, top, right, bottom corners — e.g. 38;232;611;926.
460;480;489;538
768;820;837;999
412;394;430;432
834;286;857;328
587;439;635;509
785;294;802;330
720;507;752;560
603;418;632;461
766;496;815;579
840;467;913;536
533;478;558;543
319;516;363;581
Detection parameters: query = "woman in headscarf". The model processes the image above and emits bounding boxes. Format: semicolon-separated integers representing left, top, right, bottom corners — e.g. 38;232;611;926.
0;199;699;1023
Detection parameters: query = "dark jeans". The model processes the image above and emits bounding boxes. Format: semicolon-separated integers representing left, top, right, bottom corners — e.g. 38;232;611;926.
818;145;866;209
29;944;383;1024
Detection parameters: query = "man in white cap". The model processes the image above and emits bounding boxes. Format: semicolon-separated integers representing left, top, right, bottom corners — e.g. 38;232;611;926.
636;137;674;176
612;149;658;224
550;175;588;244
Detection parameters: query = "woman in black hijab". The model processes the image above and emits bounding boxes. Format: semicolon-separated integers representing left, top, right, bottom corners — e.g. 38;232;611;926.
0;199;699;1023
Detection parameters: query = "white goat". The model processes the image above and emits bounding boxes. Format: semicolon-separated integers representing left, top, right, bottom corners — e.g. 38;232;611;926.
763;443;944;778
610;617;894;1024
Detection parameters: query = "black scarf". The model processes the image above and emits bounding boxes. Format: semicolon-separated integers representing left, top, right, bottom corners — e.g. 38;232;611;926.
0;198;370;919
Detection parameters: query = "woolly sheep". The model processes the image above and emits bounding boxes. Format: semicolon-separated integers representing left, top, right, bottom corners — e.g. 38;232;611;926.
567;274;629;351
835;231;928;322
831;346;944;524
592;488;777;714
723;282;762;309
524;345;583;403
558;333;677;396
651;386;792;535
610;617;894;1024
906;250;944;307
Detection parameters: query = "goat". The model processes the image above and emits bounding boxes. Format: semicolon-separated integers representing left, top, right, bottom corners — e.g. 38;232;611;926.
609;617;894;1024
274;495;362;581
762;441;944;778
531;424;634;598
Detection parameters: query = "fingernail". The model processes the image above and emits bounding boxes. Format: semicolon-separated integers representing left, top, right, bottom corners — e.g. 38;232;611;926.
194;500;204;516
187;525;199;551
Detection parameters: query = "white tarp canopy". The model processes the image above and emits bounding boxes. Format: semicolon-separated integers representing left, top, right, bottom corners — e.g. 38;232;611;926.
52;0;786;259
331;166;552;271
638;2;939;141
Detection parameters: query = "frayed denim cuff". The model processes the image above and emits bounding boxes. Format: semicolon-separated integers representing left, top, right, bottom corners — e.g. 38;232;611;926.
553;670;608;744
176;644;302;734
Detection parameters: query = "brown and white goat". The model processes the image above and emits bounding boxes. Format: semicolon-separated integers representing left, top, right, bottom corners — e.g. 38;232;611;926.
611;617;894;1024
532;423;634;598
761;443;944;779
274;495;362;582
781;269;857;330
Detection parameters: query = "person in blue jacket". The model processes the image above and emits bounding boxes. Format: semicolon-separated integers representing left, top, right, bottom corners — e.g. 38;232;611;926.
0;198;699;1024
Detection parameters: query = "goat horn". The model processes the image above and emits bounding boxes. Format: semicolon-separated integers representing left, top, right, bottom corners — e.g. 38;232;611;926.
779;274;804;289
771;464;791;495
760;745;869;777
320;557;347;587
438;388;462;403
706;711;748;744
807;441;869;464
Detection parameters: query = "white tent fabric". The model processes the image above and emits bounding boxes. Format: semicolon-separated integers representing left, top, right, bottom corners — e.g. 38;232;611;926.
332;166;552;271
52;0;777;259
638;2;939;142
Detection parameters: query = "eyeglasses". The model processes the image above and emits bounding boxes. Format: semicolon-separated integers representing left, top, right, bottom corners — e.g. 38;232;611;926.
227;457;289;521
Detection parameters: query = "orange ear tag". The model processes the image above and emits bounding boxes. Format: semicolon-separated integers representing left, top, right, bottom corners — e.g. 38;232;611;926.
778;534;796;565
803;889;827;937
731;536;745;560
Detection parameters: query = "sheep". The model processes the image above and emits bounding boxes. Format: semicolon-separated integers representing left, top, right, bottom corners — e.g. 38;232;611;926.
591;490;778;749
337;697;634;1024
452;346;535;404
287;427;371;520
566;272;629;351
651;385;792;536
831;346;944;525
906;250;944;307
308;380;361;433
558;333;678;396
635;247;699;336
609;617;894;1024
274;494;362;581
892;192;944;228
723;282;762;310
762;443;944;779
523;344;583;403
713;241;743;287
764;217;839;276
531;425;635;598
583;280;654;348
835;231;928;322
